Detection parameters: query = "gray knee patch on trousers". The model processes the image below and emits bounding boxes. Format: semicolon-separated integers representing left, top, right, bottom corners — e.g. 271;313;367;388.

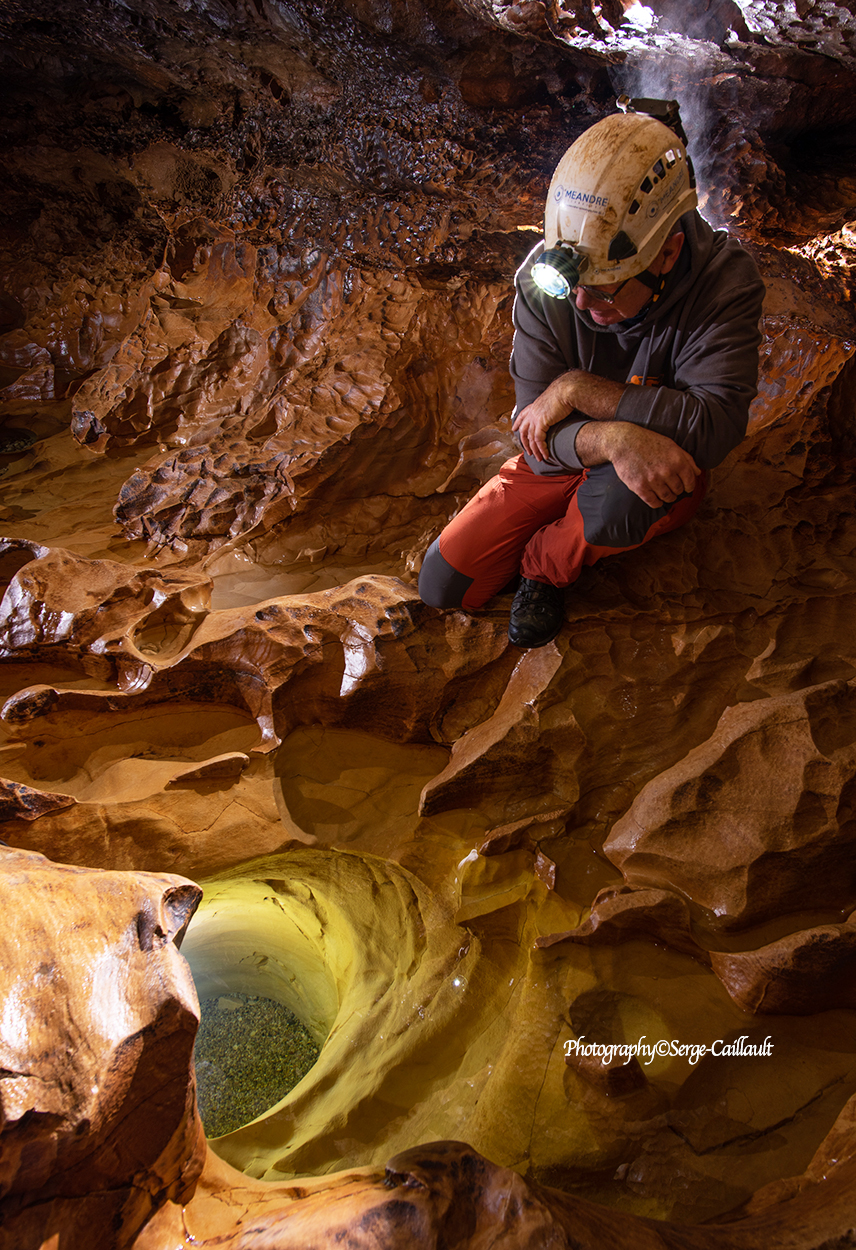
418;538;474;609
578;464;671;547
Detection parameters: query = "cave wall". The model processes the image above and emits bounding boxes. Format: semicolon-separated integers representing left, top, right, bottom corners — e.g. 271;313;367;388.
2;1;856;1247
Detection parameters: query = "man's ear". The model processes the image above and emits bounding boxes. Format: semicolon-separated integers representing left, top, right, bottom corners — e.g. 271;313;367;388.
659;231;685;273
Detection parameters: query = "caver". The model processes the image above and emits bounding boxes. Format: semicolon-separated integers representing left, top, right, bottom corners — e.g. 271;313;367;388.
419;98;765;648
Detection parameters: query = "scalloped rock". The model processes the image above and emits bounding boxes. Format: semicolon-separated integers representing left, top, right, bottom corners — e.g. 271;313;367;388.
603;679;856;931
1;0;856;1244
0;850;204;1246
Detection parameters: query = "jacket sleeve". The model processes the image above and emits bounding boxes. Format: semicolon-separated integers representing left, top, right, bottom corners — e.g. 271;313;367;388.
509;246;572;411
614;254;765;470
508;247;588;475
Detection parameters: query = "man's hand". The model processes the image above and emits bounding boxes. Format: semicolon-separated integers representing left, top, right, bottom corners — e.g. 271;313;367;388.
513;370;632;461
513;371;700;504
512;375;576;461
577;422;700;508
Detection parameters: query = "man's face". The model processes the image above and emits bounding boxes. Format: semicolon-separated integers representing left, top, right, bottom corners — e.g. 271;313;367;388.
573;276;655;326
573;231;685;326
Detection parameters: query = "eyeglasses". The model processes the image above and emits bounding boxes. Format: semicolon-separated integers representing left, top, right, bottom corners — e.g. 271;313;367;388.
573;275;636;306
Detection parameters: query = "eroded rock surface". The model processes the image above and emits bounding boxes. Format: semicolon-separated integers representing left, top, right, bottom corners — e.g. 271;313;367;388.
604;680;856;930
0;851;204;1248
1;0;856;1246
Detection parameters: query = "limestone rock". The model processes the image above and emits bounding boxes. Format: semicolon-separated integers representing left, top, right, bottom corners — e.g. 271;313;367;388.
419;643;585;818
166;752;250;786
710;914;856;1015
603;680;856;931
0;850;204;1247
0;777;76;822
3;847;856;1249
535;886;703;961
1;0;856;1244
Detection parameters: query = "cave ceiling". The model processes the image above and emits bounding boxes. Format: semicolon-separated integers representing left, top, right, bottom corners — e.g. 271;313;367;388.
2;0;856;1248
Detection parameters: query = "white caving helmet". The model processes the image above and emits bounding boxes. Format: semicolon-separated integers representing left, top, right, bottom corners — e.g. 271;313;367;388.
532;102;698;299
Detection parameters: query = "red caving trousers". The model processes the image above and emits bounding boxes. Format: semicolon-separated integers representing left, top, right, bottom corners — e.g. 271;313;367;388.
434;455;707;611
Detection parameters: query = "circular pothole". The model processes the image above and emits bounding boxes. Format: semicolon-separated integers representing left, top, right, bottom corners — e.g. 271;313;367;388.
194;992;319;1137
177;850;470;1182
180;874;339;1141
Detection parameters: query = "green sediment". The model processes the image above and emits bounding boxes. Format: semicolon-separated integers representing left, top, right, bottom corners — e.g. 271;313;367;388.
194;992;320;1138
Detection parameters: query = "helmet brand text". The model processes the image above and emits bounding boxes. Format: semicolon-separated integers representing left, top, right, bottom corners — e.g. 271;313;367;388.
555;186;609;214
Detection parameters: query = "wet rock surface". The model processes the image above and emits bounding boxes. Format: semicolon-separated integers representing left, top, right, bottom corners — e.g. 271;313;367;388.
1;0;856;1247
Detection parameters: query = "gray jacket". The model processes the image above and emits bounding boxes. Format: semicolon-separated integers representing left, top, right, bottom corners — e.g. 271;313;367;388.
509;211;765;474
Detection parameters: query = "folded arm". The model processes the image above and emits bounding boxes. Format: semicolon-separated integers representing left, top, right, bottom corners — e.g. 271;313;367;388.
509;235;765;504
512;369;700;507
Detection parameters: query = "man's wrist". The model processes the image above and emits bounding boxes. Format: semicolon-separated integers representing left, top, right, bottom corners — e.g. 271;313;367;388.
574;419;623;467
553;369;629;425
545;370;581;419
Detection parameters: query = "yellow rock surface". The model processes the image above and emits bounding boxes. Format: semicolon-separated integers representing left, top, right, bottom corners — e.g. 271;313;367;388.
3;0;856;1245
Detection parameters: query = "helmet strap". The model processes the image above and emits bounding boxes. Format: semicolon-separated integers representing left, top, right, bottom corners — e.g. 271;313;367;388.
619;270;669;328
634;268;662;291
636;269;669;307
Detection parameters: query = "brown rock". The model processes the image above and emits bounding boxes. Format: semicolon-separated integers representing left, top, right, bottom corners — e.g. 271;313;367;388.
3;854;856;1250
1;0;856;1243
166;752;250;786
604;680;856;931
710;916;856;1015
0;777;76;822
536;886;703;960
420;644;585;819
0;850;204;1247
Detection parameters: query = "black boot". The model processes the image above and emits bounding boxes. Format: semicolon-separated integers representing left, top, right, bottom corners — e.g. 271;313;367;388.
508;577;565;648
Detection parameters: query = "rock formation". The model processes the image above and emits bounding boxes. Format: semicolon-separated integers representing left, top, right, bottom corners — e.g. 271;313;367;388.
1;0;856;1247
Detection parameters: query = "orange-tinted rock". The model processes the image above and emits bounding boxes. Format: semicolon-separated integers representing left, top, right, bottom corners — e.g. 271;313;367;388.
1;0;856;1244
166;752;250;786
710;915;856;1015
0;776;76;822
2;846;856;1250
603;681;856;931
419;643;585;818
536;886;703;960
0;850;204;1247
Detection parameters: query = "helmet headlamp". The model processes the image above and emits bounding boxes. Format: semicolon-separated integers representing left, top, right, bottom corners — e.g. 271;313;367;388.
538;99;698;293
531;244;583;300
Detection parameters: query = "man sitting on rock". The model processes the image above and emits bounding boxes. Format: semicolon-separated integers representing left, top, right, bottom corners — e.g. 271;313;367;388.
418;101;765;647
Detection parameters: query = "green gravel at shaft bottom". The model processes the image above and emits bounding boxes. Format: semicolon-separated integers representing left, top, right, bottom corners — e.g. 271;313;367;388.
194;992;320;1138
